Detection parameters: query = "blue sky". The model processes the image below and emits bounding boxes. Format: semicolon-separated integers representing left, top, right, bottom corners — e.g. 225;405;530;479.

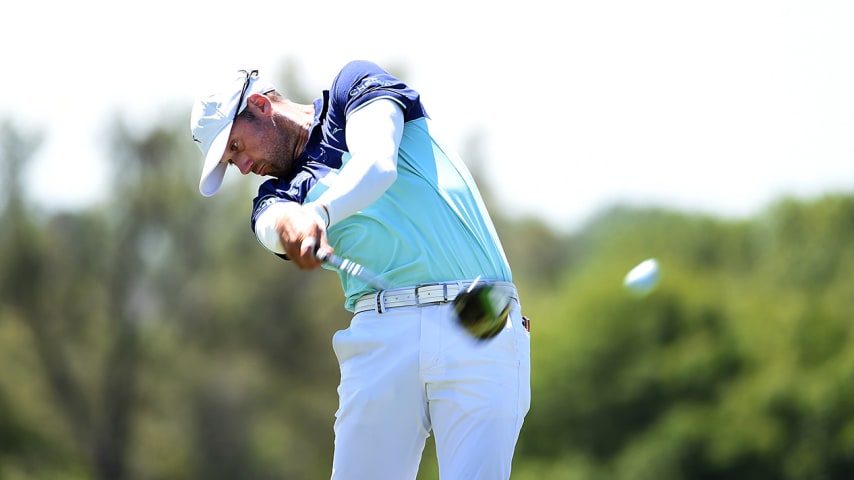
3;0;853;232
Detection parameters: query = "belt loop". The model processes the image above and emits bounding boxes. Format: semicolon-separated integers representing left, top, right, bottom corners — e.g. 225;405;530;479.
377;291;386;314
442;283;448;302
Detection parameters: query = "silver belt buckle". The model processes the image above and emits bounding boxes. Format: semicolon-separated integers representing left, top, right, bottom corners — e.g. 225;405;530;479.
415;283;448;306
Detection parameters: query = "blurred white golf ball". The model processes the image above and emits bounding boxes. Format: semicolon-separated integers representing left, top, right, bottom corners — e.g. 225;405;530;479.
623;258;661;296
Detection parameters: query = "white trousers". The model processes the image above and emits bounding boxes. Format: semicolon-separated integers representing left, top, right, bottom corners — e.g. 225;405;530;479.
330;299;531;480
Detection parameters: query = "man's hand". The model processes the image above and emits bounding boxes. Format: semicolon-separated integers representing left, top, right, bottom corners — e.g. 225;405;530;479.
274;202;331;270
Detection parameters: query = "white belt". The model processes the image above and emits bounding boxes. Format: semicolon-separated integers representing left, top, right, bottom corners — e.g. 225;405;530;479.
353;280;517;314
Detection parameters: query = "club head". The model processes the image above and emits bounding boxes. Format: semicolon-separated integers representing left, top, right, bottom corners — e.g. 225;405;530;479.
453;283;511;340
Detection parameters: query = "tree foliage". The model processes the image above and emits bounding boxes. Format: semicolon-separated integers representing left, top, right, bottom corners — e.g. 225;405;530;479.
513;202;854;480
2;83;854;480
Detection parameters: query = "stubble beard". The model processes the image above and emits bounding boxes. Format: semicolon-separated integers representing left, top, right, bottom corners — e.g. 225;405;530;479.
263;128;297;178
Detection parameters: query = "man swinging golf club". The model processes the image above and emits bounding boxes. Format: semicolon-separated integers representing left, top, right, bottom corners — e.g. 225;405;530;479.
190;60;530;479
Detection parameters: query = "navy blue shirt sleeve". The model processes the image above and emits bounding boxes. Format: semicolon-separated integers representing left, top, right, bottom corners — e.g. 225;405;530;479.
334;59;427;120
322;60;427;150
250;161;337;230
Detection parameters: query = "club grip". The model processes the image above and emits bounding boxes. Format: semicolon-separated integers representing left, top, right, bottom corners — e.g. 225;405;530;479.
315;250;336;266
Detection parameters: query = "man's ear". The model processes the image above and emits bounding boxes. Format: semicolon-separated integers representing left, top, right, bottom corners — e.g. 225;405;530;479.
246;93;272;117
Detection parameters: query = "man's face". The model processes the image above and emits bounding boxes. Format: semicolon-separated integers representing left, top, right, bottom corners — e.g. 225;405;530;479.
220;101;296;178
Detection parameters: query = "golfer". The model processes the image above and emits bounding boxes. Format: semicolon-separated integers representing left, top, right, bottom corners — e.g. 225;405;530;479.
190;60;530;479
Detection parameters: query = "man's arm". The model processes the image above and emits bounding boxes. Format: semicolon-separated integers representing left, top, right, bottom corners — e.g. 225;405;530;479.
254;98;405;269
316;98;404;227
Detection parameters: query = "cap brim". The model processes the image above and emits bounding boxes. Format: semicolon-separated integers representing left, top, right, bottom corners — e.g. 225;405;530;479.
198;123;232;197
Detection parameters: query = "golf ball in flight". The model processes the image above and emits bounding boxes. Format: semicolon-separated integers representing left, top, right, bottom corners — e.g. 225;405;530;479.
623;258;661;296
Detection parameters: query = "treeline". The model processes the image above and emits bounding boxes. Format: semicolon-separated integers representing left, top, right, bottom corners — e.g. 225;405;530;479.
1;112;853;480
514;197;854;479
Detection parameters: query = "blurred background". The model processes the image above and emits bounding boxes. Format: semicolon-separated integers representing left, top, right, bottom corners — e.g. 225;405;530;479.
2;1;853;479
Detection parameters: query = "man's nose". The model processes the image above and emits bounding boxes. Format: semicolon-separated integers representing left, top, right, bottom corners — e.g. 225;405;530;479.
233;155;252;175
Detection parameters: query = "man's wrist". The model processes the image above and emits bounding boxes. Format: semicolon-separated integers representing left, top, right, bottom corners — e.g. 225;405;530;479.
306;202;330;229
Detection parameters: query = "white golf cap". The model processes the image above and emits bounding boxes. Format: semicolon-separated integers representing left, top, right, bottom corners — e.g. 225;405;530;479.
190;69;275;197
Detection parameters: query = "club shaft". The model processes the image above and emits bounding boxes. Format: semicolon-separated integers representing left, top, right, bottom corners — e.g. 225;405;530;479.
318;251;391;290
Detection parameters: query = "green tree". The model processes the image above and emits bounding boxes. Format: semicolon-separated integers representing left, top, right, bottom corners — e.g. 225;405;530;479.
513;201;854;480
